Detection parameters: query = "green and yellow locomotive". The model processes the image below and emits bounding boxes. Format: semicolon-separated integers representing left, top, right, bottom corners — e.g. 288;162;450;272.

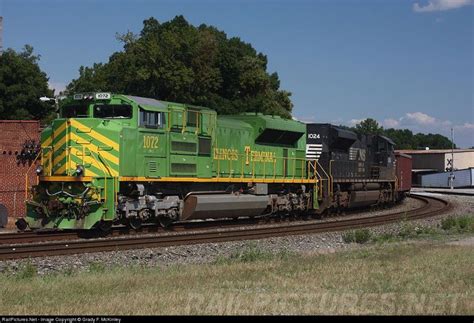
18;93;405;231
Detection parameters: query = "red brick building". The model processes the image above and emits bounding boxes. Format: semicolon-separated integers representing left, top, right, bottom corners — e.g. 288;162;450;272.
0;120;40;227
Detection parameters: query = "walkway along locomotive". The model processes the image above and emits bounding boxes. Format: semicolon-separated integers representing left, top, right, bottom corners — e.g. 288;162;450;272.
16;93;409;231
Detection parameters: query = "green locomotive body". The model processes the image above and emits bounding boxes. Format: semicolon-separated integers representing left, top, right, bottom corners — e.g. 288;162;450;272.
21;93;323;230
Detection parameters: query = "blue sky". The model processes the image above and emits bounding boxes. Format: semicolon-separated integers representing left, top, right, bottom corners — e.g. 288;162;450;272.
2;0;473;147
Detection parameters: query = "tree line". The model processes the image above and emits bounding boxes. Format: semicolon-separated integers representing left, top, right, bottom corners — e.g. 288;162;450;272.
350;118;455;150
0;15;455;149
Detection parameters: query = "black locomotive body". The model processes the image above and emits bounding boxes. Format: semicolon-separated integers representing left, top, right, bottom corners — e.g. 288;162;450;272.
306;124;398;211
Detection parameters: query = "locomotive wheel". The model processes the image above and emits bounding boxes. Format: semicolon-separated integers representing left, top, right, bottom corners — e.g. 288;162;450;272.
158;215;173;228
98;220;113;232
15;218;28;231
129;218;142;230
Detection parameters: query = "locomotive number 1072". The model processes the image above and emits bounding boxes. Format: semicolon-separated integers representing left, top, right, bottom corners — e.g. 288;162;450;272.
143;135;159;149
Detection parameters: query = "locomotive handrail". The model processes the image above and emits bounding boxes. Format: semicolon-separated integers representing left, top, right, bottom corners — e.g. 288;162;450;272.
67;146;71;176
40;146;53;176
96;152;119;206
89;151;109;204
214;152;321;182
329;160;334;197
24;151;42;201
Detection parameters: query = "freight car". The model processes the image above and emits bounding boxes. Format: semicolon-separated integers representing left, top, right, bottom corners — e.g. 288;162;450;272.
16;93;408;231
394;152;412;198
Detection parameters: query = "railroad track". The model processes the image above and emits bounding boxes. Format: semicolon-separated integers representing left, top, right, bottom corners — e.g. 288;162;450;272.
0;194;451;260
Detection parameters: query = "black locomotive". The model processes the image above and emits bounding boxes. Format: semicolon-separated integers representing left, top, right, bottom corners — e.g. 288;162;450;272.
306;123;403;212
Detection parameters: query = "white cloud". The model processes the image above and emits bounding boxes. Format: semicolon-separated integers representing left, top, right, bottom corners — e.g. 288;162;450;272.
348;118;365;127
455;122;474;130
413;0;474;13
404;112;436;125
383;118;401;128
338;112;473;147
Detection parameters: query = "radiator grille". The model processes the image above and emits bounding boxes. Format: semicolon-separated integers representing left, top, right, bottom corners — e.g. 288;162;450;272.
171;163;196;174
171;141;196;152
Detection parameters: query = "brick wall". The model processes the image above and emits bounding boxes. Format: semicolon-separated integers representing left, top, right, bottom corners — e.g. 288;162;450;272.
0;121;40;222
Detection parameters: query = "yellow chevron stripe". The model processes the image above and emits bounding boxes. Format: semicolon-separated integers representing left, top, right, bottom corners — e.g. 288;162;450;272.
54;163;67;175
69;119;119;151
71;147;110;177
53;149;67;166
53;125;67;158
69;147;103;177
42;136;52;148
53;121;67;141
69;132;119;166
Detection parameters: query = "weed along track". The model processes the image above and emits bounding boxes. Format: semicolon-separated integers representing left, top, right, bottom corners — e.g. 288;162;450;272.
0;194;451;260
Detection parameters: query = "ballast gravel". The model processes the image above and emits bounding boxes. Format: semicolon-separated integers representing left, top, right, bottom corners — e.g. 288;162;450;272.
0;193;472;276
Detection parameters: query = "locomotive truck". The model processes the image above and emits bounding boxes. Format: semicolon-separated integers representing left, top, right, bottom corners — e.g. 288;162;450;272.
16;93;410;231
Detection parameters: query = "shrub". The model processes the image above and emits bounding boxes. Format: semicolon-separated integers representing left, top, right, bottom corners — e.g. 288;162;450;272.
342;231;355;243
441;215;474;233
342;229;371;244
16;262;37;279
354;229;372;243
399;221;416;238
441;217;457;231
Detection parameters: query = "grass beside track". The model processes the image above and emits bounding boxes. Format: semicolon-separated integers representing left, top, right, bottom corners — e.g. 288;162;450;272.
0;235;473;315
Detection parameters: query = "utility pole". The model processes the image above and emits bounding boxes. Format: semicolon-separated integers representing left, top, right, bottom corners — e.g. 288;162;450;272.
450;127;455;189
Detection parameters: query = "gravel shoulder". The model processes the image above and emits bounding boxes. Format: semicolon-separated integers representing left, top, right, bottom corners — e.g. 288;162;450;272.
0;194;472;276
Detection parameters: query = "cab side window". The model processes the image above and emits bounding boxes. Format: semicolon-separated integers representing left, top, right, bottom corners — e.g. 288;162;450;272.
139;109;166;129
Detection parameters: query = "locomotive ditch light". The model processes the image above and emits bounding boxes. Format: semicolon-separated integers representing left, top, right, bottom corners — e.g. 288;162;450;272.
75;165;85;176
35;165;43;175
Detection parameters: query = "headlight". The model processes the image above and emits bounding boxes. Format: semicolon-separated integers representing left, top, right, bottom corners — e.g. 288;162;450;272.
35;165;43;175
75;165;84;176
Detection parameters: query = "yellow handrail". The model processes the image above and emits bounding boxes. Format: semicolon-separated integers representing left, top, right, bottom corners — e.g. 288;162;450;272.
210;151;327;183
89;151;108;204
25;152;42;201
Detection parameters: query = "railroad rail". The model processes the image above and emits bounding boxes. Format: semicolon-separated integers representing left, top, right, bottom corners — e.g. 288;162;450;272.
0;194;451;260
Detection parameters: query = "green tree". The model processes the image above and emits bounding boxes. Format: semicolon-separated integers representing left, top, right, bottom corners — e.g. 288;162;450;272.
353;120;455;149
67;16;293;117
354;118;384;135
0;45;54;121
384;128;416;149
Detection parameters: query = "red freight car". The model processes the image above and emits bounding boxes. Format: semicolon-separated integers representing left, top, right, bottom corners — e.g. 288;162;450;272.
395;152;412;199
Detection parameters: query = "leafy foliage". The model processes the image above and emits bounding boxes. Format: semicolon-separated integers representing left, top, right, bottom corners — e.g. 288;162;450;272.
0;45;54;121
355;118;384;135
352;118;455;149
67;16;293;117
342;229;372;244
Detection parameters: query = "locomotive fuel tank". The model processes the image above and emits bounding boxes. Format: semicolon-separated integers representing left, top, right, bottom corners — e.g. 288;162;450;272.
181;194;269;220
349;190;381;207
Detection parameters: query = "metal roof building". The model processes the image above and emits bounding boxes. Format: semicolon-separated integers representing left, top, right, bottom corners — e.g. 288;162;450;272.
396;149;474;172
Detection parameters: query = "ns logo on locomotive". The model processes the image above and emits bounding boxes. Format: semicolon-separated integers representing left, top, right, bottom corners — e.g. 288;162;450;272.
16;93;410;231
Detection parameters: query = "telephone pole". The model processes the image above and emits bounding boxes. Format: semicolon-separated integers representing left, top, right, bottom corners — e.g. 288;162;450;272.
450;127;455;189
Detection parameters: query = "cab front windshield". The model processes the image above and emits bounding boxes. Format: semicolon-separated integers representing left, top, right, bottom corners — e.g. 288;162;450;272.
94;104;132;119
61;105;89;118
